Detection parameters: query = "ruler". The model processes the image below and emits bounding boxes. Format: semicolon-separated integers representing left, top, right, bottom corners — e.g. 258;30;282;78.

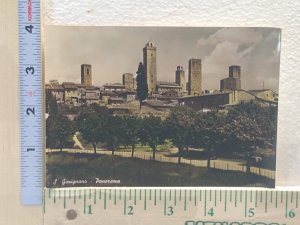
18;0;43;205
44;188;299;225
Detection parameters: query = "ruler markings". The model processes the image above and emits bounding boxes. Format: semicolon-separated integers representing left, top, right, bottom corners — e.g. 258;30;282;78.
204;190;207;216
265;191;268;212
114;190;116;205
244;191;247;217
285;191;288;218
184;190;187;211
144;189;147;210
104;189;107;209
296;192;299;208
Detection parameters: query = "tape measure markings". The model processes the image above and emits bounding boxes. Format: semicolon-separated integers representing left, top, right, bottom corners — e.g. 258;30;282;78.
44;189;300;225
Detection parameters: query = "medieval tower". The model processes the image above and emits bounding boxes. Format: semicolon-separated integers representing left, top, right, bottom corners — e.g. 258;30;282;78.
143;42;157;94
81;64;92;86
188;59;202;95
229;65;241;89
175;66;186;94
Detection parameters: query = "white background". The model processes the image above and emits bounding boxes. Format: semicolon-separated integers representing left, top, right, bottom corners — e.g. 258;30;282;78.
0;0;300;224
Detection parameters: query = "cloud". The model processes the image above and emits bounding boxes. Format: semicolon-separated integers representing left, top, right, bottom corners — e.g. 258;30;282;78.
197;28;263;48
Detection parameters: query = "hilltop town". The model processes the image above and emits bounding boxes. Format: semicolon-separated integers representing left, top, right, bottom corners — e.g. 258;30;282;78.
46;41;278;117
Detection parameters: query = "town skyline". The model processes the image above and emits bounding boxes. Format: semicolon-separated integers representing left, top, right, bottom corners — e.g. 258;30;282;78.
45;26;280;92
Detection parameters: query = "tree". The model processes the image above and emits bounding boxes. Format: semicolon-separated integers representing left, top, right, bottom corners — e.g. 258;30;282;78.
46;90;58;116
165;106;198;163
121;116;141;158
139;115;165;161
104;115;123;155
46;114;74;151
136;62;148;110
76;112;107;154
221;101;277;173
193;111;225;168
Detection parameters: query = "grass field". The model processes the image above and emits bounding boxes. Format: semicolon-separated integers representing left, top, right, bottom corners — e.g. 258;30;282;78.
46;152;274;188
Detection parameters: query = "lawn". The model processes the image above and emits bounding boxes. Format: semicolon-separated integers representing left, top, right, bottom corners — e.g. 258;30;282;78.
46;152;274;188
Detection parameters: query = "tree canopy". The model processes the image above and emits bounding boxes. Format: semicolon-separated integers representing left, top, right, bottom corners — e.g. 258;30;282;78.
136;62;148;109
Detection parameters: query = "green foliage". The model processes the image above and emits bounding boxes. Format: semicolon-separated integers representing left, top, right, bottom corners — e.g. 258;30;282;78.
139;115;165;160
120;116;141;157
46;90;58;116
136;62;148;107
46;114;74;151
165;106;198;163
221;101;277;172
104;115;123;155
76;111;108;154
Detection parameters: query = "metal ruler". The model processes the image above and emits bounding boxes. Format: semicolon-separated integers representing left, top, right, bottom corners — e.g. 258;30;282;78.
44;188;300;225
18;0;43;205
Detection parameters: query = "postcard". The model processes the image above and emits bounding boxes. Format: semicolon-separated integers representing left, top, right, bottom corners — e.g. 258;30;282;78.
45;27;280;188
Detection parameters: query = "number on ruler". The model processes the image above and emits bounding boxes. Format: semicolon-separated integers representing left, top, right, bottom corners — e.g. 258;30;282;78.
167;206;174;216
26;148;35;152
247;208;255;217
25;25;34;33
289;209;296;218
127;206;134;215
207;207;214;217
26;107;35;116
25;67;35;75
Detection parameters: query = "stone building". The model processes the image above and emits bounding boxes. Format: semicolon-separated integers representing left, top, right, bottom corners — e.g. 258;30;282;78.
122;73;135;91
103;83;126;93
62;82;79;105
188;59;202;96
179;90;255;110
81;64;92;86
248;89;278;103
220;65;241;91
175;66;186;95
143;42;157;94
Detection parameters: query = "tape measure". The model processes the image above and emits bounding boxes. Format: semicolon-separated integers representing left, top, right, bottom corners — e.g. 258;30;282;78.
44;188;299;225
18;0;43;205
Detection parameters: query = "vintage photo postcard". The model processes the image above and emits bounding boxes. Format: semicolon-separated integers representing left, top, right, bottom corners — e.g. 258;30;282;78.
45;27;280;188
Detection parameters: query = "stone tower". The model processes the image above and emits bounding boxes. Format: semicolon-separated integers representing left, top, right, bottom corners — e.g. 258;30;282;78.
188;59;202;95
143;42;157;94
175;66;186;94
229;65;241;89
220;65;242;91
122;73;134;91
81;64;92;86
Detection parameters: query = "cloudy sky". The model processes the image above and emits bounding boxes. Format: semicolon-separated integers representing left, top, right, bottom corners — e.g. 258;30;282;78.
44;26;281;92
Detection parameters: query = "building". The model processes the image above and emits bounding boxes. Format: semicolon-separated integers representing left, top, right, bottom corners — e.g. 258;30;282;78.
143;42;157;94
179;90;255;110
220;65;241;91
78;86;100;105
248;89;278;103
188;59;202;96
62;82;79;105
47;85;64;103
156;81;181;95
175;66;186;95
81;64;92;86
122;73;135;91
103;83;126;93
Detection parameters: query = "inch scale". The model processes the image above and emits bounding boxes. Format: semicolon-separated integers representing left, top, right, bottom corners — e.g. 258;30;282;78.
18;0;43;205
44;188;299;225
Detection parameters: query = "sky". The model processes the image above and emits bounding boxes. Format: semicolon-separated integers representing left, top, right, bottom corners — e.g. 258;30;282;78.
44;26;281;92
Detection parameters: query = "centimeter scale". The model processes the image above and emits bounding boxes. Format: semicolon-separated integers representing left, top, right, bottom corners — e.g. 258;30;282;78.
44;188;299;225
18;0;43;205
